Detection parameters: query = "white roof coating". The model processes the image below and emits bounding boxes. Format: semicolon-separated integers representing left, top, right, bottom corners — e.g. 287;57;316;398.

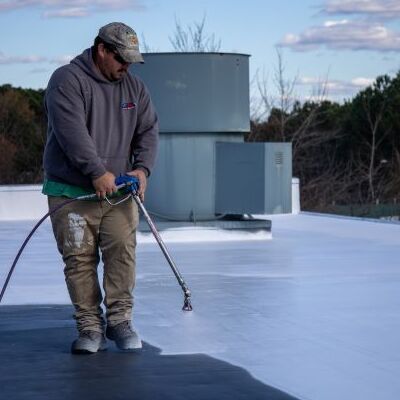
1;212;399;400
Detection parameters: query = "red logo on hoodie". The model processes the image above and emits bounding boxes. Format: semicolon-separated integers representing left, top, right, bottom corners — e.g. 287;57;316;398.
121;102;136;110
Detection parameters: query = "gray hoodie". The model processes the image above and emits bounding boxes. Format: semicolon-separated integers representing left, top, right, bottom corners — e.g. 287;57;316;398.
43;48;159;188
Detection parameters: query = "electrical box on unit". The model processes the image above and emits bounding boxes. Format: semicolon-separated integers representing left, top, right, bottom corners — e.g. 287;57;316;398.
215;142;292;215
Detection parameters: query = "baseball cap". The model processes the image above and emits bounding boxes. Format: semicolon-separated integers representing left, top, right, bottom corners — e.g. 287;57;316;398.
98;22;144;64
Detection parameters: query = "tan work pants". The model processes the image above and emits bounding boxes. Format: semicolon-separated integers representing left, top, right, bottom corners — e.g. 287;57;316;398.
48;196;139;333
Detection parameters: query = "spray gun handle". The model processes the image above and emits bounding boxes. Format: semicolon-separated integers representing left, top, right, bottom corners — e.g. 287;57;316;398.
115;175;140;194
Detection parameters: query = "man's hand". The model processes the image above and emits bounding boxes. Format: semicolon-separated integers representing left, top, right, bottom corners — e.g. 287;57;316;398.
92;171;117;199
127;169;147;201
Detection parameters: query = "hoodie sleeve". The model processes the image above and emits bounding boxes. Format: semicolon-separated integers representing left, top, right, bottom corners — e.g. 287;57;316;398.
45;72;106;180
131;80;159;176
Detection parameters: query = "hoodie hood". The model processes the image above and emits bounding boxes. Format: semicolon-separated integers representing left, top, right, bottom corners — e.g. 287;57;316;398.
71;48;116;84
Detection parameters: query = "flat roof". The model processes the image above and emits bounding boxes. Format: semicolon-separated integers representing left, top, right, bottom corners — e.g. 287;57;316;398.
1;213;399;400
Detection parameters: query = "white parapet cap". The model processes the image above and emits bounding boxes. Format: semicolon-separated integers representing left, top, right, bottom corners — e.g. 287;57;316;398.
0;185;42;192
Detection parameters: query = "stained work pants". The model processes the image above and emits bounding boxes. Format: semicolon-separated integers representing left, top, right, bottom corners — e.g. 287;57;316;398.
48;196;139;333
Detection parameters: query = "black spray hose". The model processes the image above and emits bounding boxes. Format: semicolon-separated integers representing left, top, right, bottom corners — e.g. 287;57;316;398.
0;185;193;312
0;197;75;304
0;190;99;305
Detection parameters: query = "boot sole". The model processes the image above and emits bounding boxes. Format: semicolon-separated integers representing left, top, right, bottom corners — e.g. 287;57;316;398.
71;340;108;355
115;343;142;352
108;337;142;351
71;346;108;355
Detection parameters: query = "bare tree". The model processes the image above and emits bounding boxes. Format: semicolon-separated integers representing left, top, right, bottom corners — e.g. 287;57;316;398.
300;158;354;211
249;71;265;125
140;33;158;53
169;15;221;52
348;76;392;203
250;48;328;143
251;48;299;141
362;90;390;202
294;124;350;210
385;149;400;203
273;48;298;141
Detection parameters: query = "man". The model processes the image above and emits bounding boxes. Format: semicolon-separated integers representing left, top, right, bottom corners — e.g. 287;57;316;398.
43;22;159;354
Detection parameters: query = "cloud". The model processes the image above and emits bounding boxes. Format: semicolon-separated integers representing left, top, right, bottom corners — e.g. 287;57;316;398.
0;0;28;12
279;19;400;52
0;0;146;18
351;77;375;86
43;7;88;18
0;52;46;64
298;75;375;96
322;0;400;20
50;55;74;65
0;51;74;66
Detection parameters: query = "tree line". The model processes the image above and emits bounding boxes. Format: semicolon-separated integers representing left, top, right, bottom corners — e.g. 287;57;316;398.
1;71;399;215
0;84;46;184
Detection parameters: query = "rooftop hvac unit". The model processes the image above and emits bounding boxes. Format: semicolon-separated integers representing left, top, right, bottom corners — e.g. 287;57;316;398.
132;53;292;221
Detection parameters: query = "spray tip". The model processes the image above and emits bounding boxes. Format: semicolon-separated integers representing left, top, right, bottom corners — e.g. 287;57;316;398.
182;296;193;311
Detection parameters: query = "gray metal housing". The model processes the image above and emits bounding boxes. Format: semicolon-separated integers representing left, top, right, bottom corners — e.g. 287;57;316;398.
144;133;243;221
215;142;292;214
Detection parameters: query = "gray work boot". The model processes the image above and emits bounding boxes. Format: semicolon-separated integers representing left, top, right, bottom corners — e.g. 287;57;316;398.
71;330;108;354
106;321;142;351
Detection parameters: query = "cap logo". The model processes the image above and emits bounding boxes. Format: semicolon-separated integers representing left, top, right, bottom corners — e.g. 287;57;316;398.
127;33;138;47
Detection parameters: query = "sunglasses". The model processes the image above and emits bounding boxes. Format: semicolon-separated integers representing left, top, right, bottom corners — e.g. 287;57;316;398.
104;44;129;65
112;51;128;65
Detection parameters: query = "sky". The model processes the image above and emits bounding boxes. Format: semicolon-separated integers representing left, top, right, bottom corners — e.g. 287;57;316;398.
0;0;399;103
